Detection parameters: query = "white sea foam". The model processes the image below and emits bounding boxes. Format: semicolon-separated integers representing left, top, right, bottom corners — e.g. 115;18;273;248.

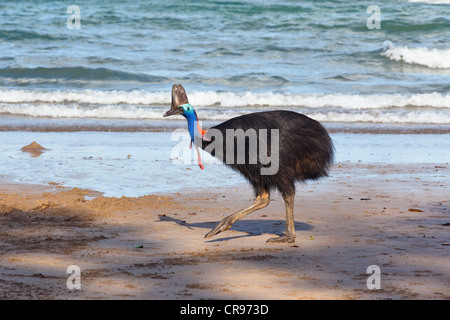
0;103;164;119
308;110;450;124
2;89;450;109
1;89;450;123
382;41;450;69
406;0;450;4
0;89;167;106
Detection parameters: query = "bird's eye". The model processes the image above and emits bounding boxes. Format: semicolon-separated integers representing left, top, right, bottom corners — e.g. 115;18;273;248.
179;106;184;111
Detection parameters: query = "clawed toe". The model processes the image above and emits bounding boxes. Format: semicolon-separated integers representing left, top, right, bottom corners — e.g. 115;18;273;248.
204;217;233;238
266;234;296;243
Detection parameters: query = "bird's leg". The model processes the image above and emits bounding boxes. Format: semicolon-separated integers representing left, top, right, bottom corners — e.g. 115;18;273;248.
205;189;270;239
266;192;296;243
194;144;204;170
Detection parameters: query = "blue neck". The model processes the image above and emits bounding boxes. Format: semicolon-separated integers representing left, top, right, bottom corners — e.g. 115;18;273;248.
181;104;205;170
182;105;200;142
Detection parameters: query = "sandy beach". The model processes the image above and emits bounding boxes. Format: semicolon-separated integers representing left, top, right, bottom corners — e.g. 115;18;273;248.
1;160;448;300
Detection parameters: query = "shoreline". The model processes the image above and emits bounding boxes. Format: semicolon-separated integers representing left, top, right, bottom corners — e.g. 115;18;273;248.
1;162;449;299
2;115;450;134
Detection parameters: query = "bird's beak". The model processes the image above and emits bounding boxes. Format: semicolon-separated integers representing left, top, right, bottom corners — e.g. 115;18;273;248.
163;107;182;117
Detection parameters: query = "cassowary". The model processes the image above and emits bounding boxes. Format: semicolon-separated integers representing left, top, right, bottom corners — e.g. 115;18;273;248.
164;84;334;243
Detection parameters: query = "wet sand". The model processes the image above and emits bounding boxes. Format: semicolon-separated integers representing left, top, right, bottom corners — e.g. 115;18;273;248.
1;162;449;299
2;131;450;197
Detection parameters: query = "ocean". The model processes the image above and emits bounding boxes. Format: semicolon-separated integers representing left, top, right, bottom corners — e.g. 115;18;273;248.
1;0;449;127
1;0;450;196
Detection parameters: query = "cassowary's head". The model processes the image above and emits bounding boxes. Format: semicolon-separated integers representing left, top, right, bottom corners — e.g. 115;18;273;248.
163;84;193;118
163;84;207;170
165;103;195;118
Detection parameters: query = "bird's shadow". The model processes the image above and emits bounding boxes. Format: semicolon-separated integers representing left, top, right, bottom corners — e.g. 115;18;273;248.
158;215;314;242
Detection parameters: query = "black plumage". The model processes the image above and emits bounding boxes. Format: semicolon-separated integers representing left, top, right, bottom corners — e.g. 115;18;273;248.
203;110;334;198
164;84;334;243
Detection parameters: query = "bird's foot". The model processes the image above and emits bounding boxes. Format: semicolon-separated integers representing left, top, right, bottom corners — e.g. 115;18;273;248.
205;216;233;238
266;234;296;244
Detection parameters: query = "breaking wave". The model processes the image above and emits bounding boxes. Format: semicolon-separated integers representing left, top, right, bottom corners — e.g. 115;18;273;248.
1;89;450;124
382;41;450;69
